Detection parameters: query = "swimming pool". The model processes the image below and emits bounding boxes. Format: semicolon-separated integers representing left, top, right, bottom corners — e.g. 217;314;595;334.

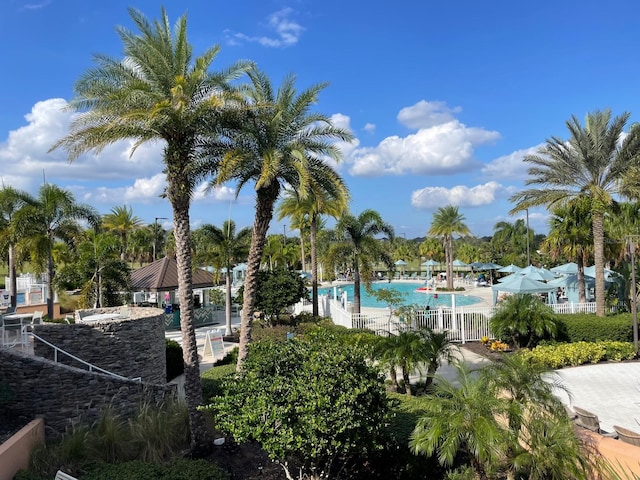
318;282;482;308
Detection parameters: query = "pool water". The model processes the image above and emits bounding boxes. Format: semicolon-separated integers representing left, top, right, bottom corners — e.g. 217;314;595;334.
318;282;482;308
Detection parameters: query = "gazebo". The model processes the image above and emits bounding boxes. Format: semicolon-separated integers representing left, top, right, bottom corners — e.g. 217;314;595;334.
491;275;556;305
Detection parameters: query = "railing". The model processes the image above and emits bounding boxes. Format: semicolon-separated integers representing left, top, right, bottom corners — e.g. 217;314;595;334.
163;305;241;330
293;296;603;343
25;329;141;382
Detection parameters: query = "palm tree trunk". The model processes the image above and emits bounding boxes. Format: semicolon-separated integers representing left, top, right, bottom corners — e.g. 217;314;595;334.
577;255;586;303
46;250;55;320
300;229;306;273
402;367;412;396
593;211;606;316
310;215;319;316
9;244;17;308
389;367;399;392
225;267;232;336
171;195;211;456
237;188;276;370
446;236;454;290
353;253;361;314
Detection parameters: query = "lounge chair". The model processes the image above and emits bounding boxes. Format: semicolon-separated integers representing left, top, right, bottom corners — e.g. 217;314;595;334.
613;425;640;447
574;406;617;437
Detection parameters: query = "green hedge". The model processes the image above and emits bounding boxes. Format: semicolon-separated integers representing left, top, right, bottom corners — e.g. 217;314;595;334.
80;459;229;480
518;341;636;369
201;363;236;401
165;339;184;381
557;313;634;343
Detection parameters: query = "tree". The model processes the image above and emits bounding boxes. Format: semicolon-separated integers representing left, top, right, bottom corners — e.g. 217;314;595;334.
510;110;640;317
491;219;532;267
489;293;560;349
17;184;99;319
0;187;35;308
102;205;143;262
56;230;130;308
542;198;593;303
420;328;458;389
429;205;471;290
128;226;154;266
410;363;506;480
210;67;353;370
236;267;308;326
277;183;349;317
196;220;250;335
49;7;249;455
209;330;392;478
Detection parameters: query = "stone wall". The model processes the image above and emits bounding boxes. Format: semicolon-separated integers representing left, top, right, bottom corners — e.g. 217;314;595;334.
34;307;166;384
0;349;175;438
0;307;176;438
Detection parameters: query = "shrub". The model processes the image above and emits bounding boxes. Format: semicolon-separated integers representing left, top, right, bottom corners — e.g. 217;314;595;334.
201;364;236;402
81;459;229;480
212;346;238;366
207;330;392;478
518;341;636;369
165;339;184;382
557;313;633;342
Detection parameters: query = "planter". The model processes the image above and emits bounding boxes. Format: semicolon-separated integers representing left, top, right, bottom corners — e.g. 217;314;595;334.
0;417;44;480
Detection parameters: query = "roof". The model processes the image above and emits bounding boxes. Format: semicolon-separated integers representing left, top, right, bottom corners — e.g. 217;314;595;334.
130;256;215;292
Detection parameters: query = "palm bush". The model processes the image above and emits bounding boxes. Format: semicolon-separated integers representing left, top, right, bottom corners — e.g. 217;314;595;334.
490;293;560;348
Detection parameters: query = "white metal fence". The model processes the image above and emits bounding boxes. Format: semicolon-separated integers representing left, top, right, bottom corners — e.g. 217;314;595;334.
292;295;601;343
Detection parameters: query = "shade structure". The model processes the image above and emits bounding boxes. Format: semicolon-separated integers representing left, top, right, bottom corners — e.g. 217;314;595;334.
469;261;485;269
547;274;596;303
394;260;408;266
492;275;556;305
498;264;522;274
550;262;579;275
583;265;619;280
131;256;214;292
478;262;503;270
518;265;556;281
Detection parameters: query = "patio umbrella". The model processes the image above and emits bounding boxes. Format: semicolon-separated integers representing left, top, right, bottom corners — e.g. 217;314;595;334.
498;264;522;273
394;260;408;266
421;259;440;267
469;261;485;269
481;262;504;270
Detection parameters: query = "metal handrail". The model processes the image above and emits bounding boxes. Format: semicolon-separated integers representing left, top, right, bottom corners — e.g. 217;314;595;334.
23;327;142;382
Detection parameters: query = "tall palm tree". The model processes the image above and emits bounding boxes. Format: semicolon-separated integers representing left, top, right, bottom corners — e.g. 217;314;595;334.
128;226;154;266
542;198;593;302
210;67;353;370
328;209;395;314
428;205;471;290
49;7;249;455
491;219;531;266
277;183;349;316
0;187;35;308
17;184;99;319
102;205;143;262
197;221;251;335
510;110;640;317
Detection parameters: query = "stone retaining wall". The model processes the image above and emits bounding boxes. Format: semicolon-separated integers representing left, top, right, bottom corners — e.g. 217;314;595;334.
0;307;175;438
34;307;166;384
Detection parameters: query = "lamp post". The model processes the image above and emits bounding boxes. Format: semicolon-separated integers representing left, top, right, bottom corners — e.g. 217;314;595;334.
153;217;168;262
628;235;639;354
526;209;531;266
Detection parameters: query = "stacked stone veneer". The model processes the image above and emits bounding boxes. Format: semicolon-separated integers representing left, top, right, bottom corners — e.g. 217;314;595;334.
0;307;176;438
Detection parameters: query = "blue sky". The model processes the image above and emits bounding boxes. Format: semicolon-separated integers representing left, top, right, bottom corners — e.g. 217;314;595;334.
1;0;640;239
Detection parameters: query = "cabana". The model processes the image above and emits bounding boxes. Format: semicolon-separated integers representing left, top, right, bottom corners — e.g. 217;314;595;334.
491;275;556;305
547;274;595;303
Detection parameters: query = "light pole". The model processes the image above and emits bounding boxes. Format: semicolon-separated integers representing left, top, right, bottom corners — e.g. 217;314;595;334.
628;235;639;354
153;217;168;262
526;209;531;266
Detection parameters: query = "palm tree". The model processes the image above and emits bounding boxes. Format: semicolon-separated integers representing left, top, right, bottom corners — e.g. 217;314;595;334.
491;219;531;266
490;293;560;349
0;187;35;308
128;226;154;266
102;205;143;262
410;363;506;480
542;198;593;303
277;183;349;316
197;221;250;335
328;209;395;314
210;67;353;370
49;7;249;455
17;184;100;319
428;205;471;290
419;328;458;389
510;110;640;317
373;330;427;396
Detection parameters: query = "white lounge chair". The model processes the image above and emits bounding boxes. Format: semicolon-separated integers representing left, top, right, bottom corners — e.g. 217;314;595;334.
55;470;78;480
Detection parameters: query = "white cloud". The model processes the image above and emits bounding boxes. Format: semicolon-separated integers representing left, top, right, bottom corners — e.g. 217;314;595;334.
363;123;376;133
80;174;166;205
22;1;51;11
193;182;237;202
397;100;462;129
411;181;507;209
348;120;500;177
328;113;359;168
481;144;543;180
227;8;304;48
0;98;165;192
